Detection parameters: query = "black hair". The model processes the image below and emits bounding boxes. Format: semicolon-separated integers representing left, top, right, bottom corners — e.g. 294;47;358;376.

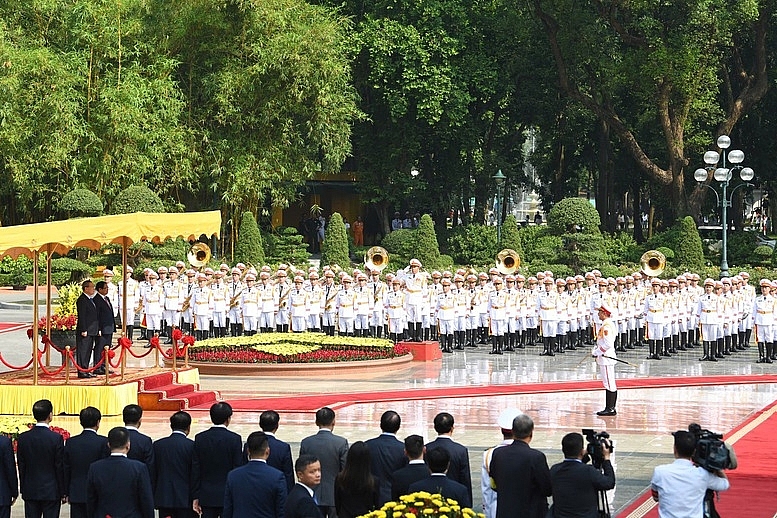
404;435;425;459
427;447;450;473
433;412;454;434
260;410;280;432
209;402;233;425
335;441;375;494
512;414;534;440
380;410;401;434
561;432;584;459
108;427;130;450
32;399;53;422
79;406;102;429
170;411;192;432
122;404;143;425
315;407;335;427
295;454;319;473
246;431;269;457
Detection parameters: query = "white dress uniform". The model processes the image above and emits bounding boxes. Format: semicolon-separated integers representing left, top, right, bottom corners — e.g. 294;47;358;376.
436;287;456;352
354;283;373;335
321;280;339;334
385;285;406;339
259;280;277;331
288;287;310;332
336;284;356;335
240;282;259;333
142;281;164;335
227;276;244;335
306;283;324;332
191;283;213;339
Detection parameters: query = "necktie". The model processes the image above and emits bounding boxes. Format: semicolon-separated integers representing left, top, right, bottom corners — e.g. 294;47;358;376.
105;296;111;309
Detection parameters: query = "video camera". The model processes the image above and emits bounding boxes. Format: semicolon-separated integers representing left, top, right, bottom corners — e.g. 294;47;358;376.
582;429;613;470
689;423;732;472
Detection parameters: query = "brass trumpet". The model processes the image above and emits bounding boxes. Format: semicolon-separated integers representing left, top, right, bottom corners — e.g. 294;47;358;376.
496;249;520;275
640;250;666;277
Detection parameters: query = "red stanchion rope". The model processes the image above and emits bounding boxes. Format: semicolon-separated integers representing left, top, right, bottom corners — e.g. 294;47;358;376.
37;350;68;376
0;352;34;370
65;350;106;374
123;336;159;359
107;345;122;369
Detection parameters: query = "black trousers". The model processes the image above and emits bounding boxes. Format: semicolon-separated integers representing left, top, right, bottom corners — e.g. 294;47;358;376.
201;507;224;518
93;334;113;367
69;502;87;518
76;334;98;371
24;499;61;518
159;507;198;518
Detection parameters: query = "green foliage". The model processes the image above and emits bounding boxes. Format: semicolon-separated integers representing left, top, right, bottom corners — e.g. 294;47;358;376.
602;232;642;264
558;233;610;274
527;263;574;278
597;264;631;279
58;189;103;217
235;212;265;266
381;229;416;267
321;213;350;268
411;214;442;270
265;227;310;267
727;231;758;266
753;245;773;265
547;198;601;235
51;258;92;284
446;225;497;267
498;214;524;257
675;216;705;270
110;186;165;214
147;238;189;261
656;246;675;262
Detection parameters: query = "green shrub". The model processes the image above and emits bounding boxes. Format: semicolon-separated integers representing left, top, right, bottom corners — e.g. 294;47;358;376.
412;214;442;270
558;233;610;273
499;214;524;257
728;231;758;266
321;213;350;268
753;245;772;265
234;212;265;265
529;263;574;278
446;225;497;266
148;238;190;261
58;188;103;217
547;197;601;235
110;186;165;214
51;258;92;283
675;216;705;270
265;226;310;267
656;246;675;262
381;229;416;266
602;232;642;264
598;264;630;279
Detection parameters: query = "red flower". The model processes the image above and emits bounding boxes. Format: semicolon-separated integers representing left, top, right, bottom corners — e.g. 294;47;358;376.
118;337;132;349
172;328;183;341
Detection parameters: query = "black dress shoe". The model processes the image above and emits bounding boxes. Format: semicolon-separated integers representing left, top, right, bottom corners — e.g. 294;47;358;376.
77;373;94;379
596;408;617;416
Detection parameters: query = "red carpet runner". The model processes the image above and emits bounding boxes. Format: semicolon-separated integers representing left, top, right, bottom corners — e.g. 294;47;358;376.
621;399;777;518
0;322;29;334
205;374;777;412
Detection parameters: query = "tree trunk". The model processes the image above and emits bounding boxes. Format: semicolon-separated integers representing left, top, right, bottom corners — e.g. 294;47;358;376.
632;186;644;244
596;119;616;232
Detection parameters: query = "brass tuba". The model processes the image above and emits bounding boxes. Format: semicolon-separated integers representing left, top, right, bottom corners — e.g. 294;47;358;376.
640;250;666;277
364;246;389;272
187;242;211;268
496;249;520;275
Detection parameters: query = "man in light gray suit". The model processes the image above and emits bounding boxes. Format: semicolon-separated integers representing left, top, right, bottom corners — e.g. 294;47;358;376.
299;407;348;518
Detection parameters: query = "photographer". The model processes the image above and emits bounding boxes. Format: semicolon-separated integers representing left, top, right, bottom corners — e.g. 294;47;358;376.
650;431;729;518
549;432;615;518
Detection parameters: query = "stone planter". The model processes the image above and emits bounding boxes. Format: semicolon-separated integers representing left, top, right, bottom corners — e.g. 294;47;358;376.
48;329;77;351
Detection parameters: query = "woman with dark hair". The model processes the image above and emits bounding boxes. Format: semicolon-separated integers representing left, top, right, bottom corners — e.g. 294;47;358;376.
335;441;380;518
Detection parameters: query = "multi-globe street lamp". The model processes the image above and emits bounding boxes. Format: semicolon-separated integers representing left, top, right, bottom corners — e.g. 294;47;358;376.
694;135;755;278
493;169;506;243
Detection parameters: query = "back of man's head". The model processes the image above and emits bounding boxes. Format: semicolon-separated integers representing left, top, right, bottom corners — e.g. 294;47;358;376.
380;410;401;434
79;406;101;429
246;431;269;458
108;427;130;451
404;435;425;460
32;399;53;422
561;432;584;459
260;410;280;432
512;414;534;440
433;412;454;435
315;407;336;427
673;431;697;458
427;447;450;474
209;402;233;425
122;404;143;425
170;411;192;432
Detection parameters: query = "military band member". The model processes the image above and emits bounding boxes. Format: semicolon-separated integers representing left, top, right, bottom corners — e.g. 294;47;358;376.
208;270;228;338
354;273;373;337
404;259;426;342
538;277;558;356
436;278;456;353
386;279;406;343
504;275;518;352
321;270;338;336
228;267;244;337
192;273;213;341
554;279;569;354
258;271;276;333
752;279;774;363
488;277;507;355
696;278;720;362
465;275;480;348
428;271;442;341
289;276;310;333
307;272;323;333
181;270;196;333
525;277;539;347
452;275;468;349
142;272;164;344
593;302;618;416
740;272;755;348
274;270;291;333
240;273;259;335
476;273;490;345
336;276;356;336
643;278;665;360
161;267;182;344
565;277;580;351
515;275;528;349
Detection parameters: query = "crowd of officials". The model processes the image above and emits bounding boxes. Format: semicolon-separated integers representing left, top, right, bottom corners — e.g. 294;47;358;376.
0;399;730;518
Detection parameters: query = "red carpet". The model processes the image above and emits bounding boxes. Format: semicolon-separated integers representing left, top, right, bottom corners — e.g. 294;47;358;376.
203;374;777;412
620;399;777;518
0;322;29;334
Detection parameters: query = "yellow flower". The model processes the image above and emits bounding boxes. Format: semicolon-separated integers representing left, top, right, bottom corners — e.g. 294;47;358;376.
422;509;434;515
393;512;402;517
414;502;425;507
404;514;415;518
440;515;448;518
432;500;443;507
394;504;406;511
446;498;458;505
384;502;397;509
399;496;413;503
439;507;450;513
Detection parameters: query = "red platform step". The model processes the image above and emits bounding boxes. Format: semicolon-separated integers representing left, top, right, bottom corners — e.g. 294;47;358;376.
399;340;443;361
137;370;221;411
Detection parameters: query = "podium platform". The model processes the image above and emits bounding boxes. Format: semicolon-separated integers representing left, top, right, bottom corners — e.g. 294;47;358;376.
399;340;442;361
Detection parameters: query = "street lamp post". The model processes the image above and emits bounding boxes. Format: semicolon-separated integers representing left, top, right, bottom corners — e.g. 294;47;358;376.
493;169;506;243
694;135;755;278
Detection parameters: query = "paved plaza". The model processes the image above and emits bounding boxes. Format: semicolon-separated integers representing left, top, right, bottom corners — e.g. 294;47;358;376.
1;286;775;516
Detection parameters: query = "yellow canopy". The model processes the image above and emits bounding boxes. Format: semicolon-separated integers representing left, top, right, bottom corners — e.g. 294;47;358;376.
0;211;222;258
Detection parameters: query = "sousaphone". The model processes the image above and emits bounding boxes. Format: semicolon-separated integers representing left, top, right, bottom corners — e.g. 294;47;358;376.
187;242;211;268
364;246;389;272
496;249;520;275
640;250;666;277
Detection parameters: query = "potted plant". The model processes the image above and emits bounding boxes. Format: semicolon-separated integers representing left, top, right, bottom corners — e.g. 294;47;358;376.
38;282;81;349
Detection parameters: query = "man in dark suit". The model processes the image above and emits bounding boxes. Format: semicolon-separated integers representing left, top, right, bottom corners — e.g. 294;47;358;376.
549;432;615;518
0;434;18;518
365;410;407;505
391;435;428;501
123;404;155;477
285;455;323;518
409;448;470;508
16;399;64;518
425;412;472;504
75;280;99;378
87;427;154;518
192;402;245;518
489;414;552;518
152;411;196;518
223;432;286;518
63;406;109;518
93;281;116;375
299;407;348;518
260;410;295;493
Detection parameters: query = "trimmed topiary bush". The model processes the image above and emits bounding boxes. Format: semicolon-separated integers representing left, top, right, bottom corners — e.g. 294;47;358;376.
411;214;442;270
110;186;165;214
446;224;497;266
656;246;675;262
498;214;524;257
265;227;310;267
381;229;416;269
235;212;265;266
321;212;350;268
547;197;601;235
753;245;772;266
675;216;705;270
58;188;103;217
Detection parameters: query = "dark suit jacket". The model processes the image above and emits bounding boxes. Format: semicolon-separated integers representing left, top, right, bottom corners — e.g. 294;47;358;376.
267;433;295;493
299;429;348;507
489;440;552;518
16;425;64;501
223;460;286;518
76;293;99;335
285;483;323;518
95;294;116;337
152;432;195;509
63;430;109;504
192;426;245;507
365;434;407;505
127;428;155;477
391;462;429;501
87;455;154;518
549;459;615;518
409;474;471;508
0;436;18;507
426;436;472;503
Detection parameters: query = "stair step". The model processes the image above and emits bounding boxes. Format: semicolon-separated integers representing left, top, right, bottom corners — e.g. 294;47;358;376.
138;371;176;390
178;391;221;409
143;383;197;398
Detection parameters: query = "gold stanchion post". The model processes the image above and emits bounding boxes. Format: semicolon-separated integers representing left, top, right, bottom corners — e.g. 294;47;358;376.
64;346;70;385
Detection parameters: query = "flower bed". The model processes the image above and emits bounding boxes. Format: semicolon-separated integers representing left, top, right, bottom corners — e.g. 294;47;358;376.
358;491;485;518
188;333;409;364
0;417;71;451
